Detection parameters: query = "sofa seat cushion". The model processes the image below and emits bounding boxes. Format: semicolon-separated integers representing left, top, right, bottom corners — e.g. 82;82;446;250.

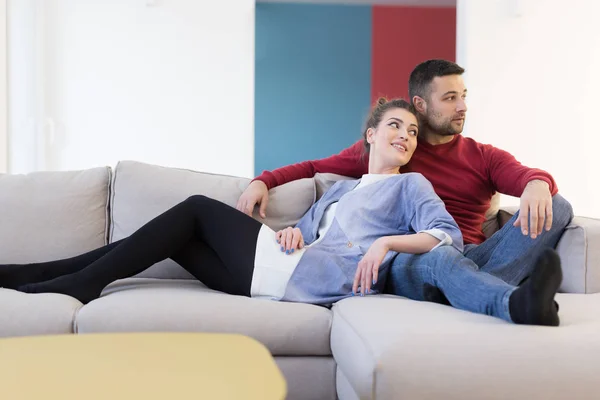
75;278;332;356
332;293;600;400
0;289;82;337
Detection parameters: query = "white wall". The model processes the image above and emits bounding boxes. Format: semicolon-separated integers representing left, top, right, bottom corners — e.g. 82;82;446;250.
457;0;600;218
7;0;40;174
0;0;7;173
8;0;255;177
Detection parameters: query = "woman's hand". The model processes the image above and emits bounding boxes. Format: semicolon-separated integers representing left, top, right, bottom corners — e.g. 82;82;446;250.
353;238;390;296
275;227;304;254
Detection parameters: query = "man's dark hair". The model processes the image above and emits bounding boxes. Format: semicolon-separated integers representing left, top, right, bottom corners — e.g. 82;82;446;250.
408;59;465;101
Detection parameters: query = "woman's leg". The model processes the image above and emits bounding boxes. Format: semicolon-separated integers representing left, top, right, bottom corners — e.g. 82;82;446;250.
18;195;262;303
170;238;246;295
0;240;124;289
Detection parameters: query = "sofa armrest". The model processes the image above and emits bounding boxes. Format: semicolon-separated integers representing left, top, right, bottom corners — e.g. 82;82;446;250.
498;206;600;294
556;216;600;294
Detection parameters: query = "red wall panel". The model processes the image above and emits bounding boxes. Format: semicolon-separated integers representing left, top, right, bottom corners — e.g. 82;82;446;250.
372;6;456;102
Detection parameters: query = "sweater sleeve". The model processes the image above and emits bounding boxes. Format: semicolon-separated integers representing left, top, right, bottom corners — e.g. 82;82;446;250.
409;175;464;253
253;140;367;190
293;199;319;246
482;144;558;197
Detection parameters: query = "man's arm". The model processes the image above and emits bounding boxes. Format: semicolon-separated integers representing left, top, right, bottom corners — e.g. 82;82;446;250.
483;145;558;238
483;145;558;197
253;140;367;189
237;140;367;217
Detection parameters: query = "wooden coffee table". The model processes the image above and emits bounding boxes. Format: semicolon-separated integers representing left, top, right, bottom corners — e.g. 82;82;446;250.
0;332;286;399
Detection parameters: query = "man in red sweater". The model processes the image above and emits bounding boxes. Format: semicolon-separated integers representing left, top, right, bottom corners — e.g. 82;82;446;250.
237;60;573;314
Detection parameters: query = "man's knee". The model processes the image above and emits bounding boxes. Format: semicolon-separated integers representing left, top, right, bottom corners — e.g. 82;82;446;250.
551;194;574;230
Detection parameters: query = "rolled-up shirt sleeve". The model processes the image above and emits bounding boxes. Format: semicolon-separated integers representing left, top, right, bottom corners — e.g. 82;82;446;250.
418;228;453;250
409;174;464;253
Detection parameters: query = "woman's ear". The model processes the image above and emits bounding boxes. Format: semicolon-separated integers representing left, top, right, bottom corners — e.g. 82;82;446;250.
366;127;375;144
412;96;427;114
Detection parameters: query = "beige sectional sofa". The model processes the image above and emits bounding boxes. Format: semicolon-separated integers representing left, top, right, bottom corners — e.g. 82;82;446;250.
1;160;600;400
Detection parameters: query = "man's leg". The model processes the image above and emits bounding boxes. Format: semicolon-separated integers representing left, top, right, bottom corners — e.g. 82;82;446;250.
384;246;562;325
465;194;573;286
384;246;515;322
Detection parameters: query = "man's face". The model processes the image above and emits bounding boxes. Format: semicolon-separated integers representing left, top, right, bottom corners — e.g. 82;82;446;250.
422;75;468;136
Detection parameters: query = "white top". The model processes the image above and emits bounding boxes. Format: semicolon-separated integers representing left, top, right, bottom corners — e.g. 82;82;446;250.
249;174;449;299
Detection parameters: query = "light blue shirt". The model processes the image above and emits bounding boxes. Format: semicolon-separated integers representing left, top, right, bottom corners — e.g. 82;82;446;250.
281;173;463;305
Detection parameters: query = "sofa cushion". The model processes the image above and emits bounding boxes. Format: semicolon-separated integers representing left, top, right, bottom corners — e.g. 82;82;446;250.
0;167;111;262
109;161;315;279
75;278;332;356
331;294;600;400
0;289;82;337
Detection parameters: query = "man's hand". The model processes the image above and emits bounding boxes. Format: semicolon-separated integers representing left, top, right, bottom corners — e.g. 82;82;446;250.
236;180;269;218
514;180;553;239
353;237;390;296
275;227;304;254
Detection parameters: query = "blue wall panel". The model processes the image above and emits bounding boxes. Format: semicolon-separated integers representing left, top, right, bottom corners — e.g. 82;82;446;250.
255;3;372;176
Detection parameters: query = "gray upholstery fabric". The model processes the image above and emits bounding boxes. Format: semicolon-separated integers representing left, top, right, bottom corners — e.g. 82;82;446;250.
336;367;360;400
109;161;315;279
75;278;332;356
274;356;337;400
0;289;82;337
557;217;600;293
256;178;316;232
0;167;110;262
332;294;600;400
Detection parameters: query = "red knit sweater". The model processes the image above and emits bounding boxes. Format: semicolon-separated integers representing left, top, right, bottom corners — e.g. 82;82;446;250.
255;135;558;245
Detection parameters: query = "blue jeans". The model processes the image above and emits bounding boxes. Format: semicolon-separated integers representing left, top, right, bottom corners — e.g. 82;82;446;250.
384;194;574;322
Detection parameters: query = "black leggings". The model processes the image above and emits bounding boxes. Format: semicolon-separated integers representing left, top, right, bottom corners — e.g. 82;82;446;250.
0;195;262;303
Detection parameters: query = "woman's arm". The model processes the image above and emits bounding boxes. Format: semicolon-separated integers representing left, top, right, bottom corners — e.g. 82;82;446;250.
354;233;441;295
409;175;464;253
353;175;463;296
377;232;441;255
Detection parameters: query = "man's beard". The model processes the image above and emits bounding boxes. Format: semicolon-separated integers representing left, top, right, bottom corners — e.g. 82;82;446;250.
423;109;464;136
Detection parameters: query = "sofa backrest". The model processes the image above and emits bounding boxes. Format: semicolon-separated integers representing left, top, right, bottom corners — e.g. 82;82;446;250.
0;162;502;274
0;167;111;263
109;161;315;279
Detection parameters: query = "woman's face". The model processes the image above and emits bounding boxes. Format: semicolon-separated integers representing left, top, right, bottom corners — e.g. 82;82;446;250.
367;108;419;168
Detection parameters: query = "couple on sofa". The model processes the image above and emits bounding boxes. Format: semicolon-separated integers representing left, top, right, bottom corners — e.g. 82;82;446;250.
0;60;573;326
